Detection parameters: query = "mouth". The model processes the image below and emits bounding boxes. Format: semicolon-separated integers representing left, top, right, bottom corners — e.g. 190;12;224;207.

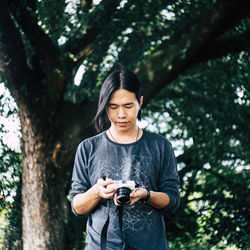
116;122;129;127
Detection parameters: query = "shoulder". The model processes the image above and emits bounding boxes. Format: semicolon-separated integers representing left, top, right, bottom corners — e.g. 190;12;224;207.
77;132;106;151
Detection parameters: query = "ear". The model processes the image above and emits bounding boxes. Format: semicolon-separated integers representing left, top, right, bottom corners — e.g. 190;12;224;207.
139;96;143;108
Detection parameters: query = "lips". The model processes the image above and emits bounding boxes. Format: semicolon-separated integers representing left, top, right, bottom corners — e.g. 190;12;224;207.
117;122;129;127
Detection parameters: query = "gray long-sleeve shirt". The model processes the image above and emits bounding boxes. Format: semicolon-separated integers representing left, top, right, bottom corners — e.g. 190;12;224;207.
71;130;180;250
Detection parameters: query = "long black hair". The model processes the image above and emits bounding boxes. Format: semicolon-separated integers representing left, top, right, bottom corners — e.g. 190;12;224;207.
94;70;143;133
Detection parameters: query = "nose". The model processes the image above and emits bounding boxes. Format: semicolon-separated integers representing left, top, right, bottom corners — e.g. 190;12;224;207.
117;107;126;118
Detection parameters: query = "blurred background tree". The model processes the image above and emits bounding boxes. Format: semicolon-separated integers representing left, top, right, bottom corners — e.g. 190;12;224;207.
0;0;249;249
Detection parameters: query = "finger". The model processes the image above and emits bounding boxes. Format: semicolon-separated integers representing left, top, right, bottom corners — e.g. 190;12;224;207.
104;178;114;184
114;199;120;206
97;179;115;194
102;193;115;199
130;188;146;198
103;179;115;188
100;186;116;195
130;191;141;198
130;191;136;198
97;177;113;186
105;185;117;194
100;189;115;199
129;197;140;205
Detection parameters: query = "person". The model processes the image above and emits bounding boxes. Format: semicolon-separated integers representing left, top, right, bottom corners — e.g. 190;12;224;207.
71;70;180;250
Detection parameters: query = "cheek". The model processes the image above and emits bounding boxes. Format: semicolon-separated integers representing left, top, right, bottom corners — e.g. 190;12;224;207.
129;108;139;118
107;110;116;120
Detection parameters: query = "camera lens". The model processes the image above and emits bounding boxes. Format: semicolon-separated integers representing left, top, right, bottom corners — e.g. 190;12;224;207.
117;187;132;205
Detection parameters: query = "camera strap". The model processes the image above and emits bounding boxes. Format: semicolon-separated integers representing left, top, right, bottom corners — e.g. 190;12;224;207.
100;200;110;250
117;205;126;248
117;205;124;232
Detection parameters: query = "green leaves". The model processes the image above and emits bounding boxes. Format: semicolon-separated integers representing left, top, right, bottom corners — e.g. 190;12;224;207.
144;52;250;248
1;0;249;248
0;84;21;210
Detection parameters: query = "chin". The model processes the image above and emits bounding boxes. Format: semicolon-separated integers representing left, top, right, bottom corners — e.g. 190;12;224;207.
116;125;129;130
116;124;131;130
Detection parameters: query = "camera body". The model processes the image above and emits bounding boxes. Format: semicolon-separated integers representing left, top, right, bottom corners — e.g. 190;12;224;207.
108;180;136;205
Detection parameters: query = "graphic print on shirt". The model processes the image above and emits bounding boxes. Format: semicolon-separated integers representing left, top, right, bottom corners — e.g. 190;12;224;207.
95;154;156;232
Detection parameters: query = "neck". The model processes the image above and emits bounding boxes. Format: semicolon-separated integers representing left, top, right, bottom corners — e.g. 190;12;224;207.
109;126;140;144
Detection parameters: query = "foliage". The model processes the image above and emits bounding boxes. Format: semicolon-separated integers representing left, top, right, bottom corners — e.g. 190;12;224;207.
2;181;22;249
0;86;22;249
144;52;250;249
0;86;21;210
0;0;249;249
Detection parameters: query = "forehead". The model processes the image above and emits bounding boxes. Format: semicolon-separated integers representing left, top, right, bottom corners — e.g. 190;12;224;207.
109;89;137;104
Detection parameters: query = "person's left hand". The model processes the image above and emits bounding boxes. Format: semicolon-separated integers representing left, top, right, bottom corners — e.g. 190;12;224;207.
113;188;147;206
129;188;147;205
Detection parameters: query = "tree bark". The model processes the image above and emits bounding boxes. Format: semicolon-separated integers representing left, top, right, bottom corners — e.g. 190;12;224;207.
18;101;92;249
1;0;250;248
19;106;67;249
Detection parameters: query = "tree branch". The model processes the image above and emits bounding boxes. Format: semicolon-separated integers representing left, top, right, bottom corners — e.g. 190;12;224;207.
26;0;37;12
9;0;59;71
0;0;32;105
4;0;77;115
137;0;250;105
194;30;250;63
64;0;119;63
0;0;73;122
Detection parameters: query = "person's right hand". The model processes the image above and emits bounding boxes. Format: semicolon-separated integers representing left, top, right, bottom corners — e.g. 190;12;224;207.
95;178;117;199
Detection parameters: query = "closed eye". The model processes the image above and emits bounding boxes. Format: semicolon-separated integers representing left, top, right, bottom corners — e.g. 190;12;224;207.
108;104;118;109
125;105;133;108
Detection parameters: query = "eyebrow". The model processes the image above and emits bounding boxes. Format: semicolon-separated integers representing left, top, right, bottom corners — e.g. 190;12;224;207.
108;102;134;106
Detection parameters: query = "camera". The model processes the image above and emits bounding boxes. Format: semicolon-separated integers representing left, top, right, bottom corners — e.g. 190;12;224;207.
108;180;136;205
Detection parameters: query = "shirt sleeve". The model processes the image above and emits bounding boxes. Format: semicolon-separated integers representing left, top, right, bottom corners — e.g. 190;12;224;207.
158;142;180;215
70;141;92;215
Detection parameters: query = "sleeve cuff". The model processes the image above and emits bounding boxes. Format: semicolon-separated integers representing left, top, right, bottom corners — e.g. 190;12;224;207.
161;191;180;215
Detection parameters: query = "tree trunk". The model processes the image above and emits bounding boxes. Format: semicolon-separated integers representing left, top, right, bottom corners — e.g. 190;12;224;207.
20;107;69;249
